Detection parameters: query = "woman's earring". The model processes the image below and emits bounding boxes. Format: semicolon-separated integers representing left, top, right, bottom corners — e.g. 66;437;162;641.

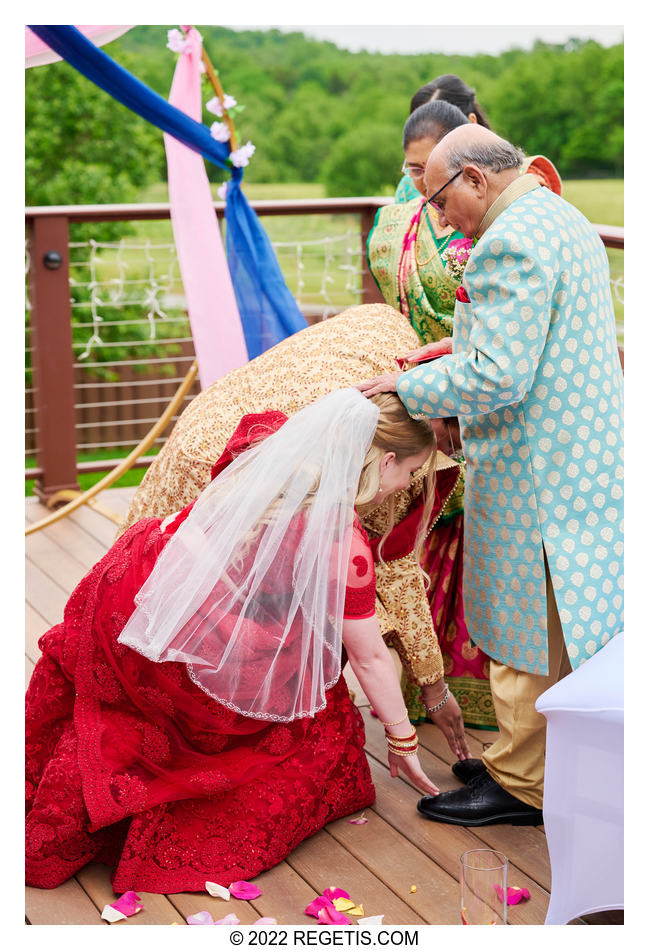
378;480;384;495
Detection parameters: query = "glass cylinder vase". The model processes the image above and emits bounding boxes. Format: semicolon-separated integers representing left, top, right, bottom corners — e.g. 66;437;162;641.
460;849;509;925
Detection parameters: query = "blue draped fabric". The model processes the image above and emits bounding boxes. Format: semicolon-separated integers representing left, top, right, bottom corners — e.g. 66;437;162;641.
28;25;307;359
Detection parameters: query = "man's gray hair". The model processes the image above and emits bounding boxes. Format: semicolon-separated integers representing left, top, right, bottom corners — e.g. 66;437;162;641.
444;137;525;175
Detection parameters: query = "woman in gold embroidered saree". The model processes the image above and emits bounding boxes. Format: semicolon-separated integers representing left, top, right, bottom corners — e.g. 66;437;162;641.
368;98;562;727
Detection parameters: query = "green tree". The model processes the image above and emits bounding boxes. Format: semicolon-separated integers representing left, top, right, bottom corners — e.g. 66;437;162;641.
26;52;182;381
26;53;164;210
320;123;403;196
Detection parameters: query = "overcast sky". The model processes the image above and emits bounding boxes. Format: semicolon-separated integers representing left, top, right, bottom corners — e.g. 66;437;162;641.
233;24;623;56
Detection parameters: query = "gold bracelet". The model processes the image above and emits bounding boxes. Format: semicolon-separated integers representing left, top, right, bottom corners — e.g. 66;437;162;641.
386;732;419;755
381;712;409;728
387;745;419;757
385;729;417;744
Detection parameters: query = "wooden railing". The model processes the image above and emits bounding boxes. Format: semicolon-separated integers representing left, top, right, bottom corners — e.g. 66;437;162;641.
25;198;624;502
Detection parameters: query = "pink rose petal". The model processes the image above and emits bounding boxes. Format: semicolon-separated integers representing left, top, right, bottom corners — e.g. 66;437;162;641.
215;913;241;924
318;904;351;925
322;886;351;902
305;895;334;918
110;891;142;917
252;918;278;926
187;911;215;925
229;880;263;900
494;885;531;905
348;813;368;825
506;886;531;905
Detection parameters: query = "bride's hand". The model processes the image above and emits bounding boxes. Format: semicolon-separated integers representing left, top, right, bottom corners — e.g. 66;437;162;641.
399;338;453;365
388;751;439;796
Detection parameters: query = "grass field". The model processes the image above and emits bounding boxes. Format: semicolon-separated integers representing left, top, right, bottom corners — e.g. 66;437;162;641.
138;177;624;224
92;177;624;318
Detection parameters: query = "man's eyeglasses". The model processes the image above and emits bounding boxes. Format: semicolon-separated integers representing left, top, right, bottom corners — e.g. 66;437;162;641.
426;168;463;212
401;161;426;180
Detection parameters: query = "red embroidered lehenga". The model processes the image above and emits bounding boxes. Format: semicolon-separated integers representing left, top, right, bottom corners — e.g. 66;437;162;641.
25;413;377;893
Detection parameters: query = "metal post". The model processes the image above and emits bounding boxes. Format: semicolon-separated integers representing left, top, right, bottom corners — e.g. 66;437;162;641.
27;214;80;503
360;204;384;305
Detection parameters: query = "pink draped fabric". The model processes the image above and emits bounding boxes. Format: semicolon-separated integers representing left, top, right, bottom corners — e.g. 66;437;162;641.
164;27;248;388
25;26;132;68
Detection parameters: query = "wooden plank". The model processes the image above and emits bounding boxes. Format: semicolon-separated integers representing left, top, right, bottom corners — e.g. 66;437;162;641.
364;755;548;925
25;560;69;627
25;603;50;665
96;487;136;518
287;829;426;925
75;863;185;925
25;519;90;595
362;710;549;923
404;722;551;889
412;720;487;775
169;890;260;925
67;504;116;548
326;808;461;924
247;861;320;925
26;500;108;567
26;879;107;925
468;823;551;893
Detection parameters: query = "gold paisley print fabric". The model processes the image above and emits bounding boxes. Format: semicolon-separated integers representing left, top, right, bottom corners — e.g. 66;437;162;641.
122;304;449;686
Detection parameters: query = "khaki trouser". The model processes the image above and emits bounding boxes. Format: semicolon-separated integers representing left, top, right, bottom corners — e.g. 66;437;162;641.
482;556;572;809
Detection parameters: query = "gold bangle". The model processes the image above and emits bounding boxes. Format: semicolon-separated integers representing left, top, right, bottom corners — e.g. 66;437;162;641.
386;732;419;753
387;746;419;757
381;713;409;728
385;729;417;743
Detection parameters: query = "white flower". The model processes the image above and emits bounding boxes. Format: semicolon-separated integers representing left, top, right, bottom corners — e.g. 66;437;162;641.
206;94;237;116
210;122;231;143
217;183;228;200
167;29;188;53
230;141;256;168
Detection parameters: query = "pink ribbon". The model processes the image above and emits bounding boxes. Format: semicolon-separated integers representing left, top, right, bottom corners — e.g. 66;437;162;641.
164;27;247;388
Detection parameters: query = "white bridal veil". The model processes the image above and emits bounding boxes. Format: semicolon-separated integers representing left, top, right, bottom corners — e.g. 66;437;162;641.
118;388;380;721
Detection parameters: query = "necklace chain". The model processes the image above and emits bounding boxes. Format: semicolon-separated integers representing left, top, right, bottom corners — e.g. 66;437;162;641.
415;205;454;267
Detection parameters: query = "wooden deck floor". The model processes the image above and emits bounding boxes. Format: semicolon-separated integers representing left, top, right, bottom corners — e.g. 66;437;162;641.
25;489;619;926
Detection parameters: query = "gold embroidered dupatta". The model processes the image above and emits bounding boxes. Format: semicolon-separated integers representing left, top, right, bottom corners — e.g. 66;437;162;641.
368;197;461;344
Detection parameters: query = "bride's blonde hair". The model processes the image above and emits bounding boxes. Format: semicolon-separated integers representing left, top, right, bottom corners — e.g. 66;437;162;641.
356;393;437;567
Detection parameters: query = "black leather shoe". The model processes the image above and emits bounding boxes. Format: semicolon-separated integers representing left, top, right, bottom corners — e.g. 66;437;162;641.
417;772;543;826
452;758;487;784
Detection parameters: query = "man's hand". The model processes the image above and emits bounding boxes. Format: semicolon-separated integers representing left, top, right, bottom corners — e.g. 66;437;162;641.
399;338;453;365
356;373;402;397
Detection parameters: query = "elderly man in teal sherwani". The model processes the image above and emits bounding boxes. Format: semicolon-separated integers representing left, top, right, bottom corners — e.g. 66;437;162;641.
359;124;623;826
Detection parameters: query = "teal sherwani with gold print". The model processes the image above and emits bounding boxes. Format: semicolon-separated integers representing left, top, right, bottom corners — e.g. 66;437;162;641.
397;176;624;675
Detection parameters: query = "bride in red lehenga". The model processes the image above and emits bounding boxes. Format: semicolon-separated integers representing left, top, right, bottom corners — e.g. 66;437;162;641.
26;389;467;894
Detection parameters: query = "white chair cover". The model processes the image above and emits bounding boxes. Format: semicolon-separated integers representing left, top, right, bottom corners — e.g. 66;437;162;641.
536;633;624;924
